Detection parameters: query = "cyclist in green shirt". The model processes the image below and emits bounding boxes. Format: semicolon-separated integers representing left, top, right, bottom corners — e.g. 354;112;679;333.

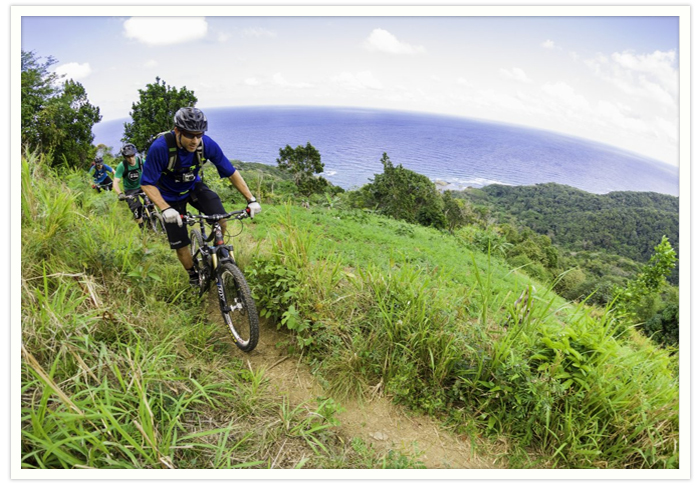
114;143;145;229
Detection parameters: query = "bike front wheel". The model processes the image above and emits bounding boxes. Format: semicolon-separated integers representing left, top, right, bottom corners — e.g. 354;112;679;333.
216;262;259;352
190;229;207;289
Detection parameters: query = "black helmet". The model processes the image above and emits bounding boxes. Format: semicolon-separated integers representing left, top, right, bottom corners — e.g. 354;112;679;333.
173;107;208;132
121;143;137;157
94;156;103;164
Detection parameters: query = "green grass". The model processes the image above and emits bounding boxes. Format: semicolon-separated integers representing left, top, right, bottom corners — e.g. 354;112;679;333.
20;151;426;469
21;150;679;469
244;202;679;469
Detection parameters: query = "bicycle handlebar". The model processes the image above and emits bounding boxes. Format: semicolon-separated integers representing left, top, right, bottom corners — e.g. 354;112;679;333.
123;191;146;200
181;208;251;225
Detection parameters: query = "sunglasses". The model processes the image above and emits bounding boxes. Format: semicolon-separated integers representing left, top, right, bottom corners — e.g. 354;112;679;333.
180;130;204;140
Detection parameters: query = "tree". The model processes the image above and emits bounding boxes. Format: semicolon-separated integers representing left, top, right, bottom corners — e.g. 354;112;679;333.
276;142;329;196
123;77;198;151
21;50;101;167
360;153;446;229
615;236;677;331
442;191;478;232
21;50;60;147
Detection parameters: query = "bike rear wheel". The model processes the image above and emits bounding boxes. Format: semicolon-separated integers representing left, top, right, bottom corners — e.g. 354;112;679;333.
216;262;259;352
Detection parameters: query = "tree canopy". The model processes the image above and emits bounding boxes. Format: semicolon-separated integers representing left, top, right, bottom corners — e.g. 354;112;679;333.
359;153;446;229
276;142;329;196
122;77;198;152
21;50;101;167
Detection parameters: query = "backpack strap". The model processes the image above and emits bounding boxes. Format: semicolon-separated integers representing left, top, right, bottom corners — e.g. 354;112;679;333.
163;131;179;172
161;131;205;174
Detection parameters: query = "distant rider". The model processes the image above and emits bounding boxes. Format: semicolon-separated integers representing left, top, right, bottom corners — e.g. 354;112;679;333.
114;143;145;229
88;156;114;192
140;107;262;286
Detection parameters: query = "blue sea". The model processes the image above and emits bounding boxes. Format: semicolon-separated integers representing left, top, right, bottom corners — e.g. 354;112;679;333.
93;106;679;197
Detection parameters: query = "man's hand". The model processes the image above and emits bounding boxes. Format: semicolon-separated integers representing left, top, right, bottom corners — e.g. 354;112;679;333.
247;201;262;218
118;193;127;201
162;207;182;227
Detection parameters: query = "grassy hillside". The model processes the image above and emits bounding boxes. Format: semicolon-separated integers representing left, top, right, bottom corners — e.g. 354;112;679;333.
21;151;680;469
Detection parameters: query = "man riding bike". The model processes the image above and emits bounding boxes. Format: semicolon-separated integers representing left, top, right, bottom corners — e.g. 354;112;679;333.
88;156;114;192
140;107;262;286
114;143;146;229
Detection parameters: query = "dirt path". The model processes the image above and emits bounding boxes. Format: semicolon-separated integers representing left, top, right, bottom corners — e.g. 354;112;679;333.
236;315;498;469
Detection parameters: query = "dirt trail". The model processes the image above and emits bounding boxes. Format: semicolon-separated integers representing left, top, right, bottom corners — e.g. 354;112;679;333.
237;316;498;469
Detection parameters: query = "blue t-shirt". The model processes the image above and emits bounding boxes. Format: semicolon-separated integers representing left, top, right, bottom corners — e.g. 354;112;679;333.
89;164;114;183
141;132;236;202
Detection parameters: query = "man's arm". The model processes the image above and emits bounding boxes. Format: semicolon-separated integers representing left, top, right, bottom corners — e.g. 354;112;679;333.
228;171;255;202
113;177;123;195
141;185;170;211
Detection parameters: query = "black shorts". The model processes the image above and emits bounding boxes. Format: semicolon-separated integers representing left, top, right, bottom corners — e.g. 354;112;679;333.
163;182;226;250
125;188;143;220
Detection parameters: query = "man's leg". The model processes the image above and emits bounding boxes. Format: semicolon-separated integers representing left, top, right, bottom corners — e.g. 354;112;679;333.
176;246;194;270
162;199;199;285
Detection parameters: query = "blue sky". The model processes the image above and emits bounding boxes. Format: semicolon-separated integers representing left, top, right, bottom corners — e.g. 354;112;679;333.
19;7;682;166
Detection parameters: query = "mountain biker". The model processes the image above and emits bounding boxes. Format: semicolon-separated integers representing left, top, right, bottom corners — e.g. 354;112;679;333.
114;143;145;229
140;107;262;286
88;156;114;192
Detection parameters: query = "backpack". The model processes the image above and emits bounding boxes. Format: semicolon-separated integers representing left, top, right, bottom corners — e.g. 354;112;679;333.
150;131;206;183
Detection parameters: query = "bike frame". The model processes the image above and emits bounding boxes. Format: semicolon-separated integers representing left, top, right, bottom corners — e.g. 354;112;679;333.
186;210;249;296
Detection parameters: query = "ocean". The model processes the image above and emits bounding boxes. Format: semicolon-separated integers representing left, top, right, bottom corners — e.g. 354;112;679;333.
92;106;679;197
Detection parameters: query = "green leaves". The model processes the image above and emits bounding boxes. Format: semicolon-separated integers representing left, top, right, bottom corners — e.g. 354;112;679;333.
357;152;447;229
21;50;101;168
276;142;329;196
123;77;198;151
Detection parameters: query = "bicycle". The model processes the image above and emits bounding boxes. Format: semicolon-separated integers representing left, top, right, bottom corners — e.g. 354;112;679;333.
182;209;260;352
92;181;113;193
124;191;166;234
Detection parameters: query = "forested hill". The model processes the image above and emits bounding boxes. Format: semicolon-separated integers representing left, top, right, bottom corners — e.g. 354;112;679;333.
457;182;679;264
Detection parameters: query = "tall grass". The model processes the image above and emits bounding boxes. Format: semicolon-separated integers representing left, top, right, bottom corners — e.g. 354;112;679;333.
248;203;679;468
21;151;421;469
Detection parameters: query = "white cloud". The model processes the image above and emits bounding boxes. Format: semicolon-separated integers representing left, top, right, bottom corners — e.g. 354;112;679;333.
331;71;383;90
585;49;678;107
457;77;473;88
123;17;208;46
542;39;555;49
272;73;314;89
241;27;277;38
541;82;590;111
500;67;533;83
653;116;678;143
363;28;425;55
217;32;232;43
244;77;261;86
612;50;677;92
473;89;528;113
144;60;158;68
53;62;92;80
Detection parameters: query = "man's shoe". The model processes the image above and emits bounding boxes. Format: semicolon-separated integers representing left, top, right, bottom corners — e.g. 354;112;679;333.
188;269;200;287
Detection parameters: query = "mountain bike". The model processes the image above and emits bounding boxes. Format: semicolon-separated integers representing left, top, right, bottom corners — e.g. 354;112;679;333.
182;209;259;352
92;180;113;193
124;191;166;234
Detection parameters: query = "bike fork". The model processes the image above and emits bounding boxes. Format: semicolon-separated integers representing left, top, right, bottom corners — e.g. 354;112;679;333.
216;276;243;314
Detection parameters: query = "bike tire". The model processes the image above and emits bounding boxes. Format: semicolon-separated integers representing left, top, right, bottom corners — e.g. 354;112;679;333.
190;229;206;288
151;212;166;234
216;261;259;352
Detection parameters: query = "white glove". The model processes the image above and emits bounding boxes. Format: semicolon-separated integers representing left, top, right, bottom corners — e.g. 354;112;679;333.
162;207;182;227
247;201;262;218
